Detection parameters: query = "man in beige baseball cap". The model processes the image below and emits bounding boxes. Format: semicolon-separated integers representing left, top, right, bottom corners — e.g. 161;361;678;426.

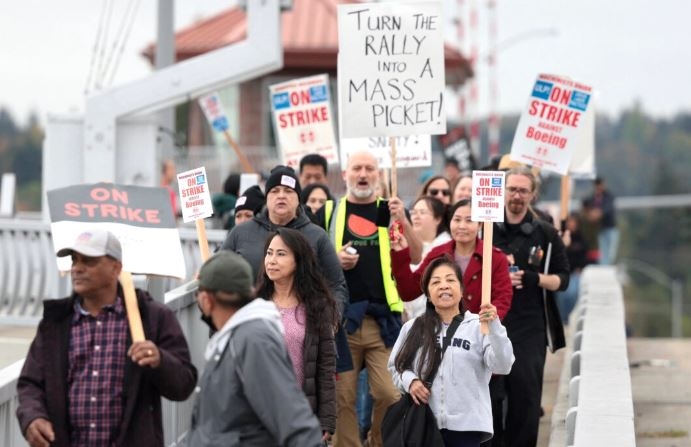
16;228;197;447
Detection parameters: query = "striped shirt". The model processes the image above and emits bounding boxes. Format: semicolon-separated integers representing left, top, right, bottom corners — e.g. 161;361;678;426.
68;295;128;447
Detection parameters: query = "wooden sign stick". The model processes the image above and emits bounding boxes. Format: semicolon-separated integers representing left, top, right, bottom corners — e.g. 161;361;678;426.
119;271;145;342
560;175;570;233
480;221;494;335
195;219;211;262
222;129;254;174
389;137;398;198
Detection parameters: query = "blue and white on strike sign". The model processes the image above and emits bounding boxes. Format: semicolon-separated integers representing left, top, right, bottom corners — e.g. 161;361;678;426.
568;90;591;111
273;92;291;110
309;85;328;103
532;80;552;100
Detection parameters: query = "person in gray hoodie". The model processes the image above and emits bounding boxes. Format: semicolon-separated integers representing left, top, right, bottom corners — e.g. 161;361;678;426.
388;256;514;446
187;251;323;447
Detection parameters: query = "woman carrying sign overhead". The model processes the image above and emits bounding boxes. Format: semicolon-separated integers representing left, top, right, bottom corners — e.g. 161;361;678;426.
387;256;514;446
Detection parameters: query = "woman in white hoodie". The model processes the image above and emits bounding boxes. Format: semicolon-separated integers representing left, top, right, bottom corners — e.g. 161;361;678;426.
388;256;514;446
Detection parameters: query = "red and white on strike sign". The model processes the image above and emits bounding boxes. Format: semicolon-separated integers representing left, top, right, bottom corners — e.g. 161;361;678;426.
176;167;213;223
510;73;594;176
269;74;339;167
471;171;505;222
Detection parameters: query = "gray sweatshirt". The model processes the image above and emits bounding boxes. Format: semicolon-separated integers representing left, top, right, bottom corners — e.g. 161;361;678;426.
187;299;323;447
388;311;514;442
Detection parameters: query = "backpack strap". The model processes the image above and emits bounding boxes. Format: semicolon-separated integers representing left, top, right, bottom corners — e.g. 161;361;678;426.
425;313;463;385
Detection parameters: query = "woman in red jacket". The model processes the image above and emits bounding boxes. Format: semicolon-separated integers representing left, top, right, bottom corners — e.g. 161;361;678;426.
391;199;513;320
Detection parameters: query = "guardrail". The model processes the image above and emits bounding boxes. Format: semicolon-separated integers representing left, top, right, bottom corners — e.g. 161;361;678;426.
549;266;636;446
0;280;204;447
0;218;226;324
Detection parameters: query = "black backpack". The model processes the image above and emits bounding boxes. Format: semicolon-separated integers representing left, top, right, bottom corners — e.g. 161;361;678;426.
381;315;463;447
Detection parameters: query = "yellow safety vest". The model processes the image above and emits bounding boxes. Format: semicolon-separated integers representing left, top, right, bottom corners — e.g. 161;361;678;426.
331;197;403;313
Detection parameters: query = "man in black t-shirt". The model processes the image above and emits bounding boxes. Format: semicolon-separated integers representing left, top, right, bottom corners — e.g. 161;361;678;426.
329;151;403;447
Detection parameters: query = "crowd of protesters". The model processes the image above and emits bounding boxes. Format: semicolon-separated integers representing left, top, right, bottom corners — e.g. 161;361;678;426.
16;150;618;447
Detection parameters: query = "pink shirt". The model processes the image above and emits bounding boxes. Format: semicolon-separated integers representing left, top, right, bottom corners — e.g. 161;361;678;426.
277;304;306;386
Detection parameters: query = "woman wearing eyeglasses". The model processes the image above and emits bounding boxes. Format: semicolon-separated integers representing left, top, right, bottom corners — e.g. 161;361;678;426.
390;199;513;320
418;175;452;205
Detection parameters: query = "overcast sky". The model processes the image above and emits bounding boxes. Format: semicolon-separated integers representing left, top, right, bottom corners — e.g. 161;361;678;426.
1;0;690;125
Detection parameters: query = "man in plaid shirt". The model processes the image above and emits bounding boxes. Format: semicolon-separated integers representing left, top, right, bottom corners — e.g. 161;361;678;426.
16;229;197;447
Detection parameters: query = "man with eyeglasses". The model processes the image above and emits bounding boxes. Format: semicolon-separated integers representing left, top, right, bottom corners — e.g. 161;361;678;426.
488;166;570;447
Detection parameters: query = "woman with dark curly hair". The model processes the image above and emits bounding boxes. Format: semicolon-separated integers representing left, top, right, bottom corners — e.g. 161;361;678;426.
256;227;339;443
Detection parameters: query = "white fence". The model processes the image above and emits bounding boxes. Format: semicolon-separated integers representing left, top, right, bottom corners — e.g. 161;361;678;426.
0;279;206;447
0;218;227;324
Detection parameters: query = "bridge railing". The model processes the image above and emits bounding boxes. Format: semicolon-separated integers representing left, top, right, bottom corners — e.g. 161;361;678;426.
0;218;226;324
0;279;205;447
549;266;636;446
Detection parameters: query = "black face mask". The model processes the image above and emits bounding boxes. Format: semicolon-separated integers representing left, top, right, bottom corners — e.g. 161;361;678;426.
198;302;217;333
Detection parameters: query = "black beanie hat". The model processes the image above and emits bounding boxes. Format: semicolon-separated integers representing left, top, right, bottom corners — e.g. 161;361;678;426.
264;165;301;197
235;185;265;215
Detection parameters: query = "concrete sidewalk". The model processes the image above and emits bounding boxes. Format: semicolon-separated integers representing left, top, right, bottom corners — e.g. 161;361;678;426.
628;338;691;447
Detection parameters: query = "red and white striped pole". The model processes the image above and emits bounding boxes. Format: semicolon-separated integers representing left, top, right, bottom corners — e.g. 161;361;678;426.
457;0;467;125
487;0;500;159
468;0;480;162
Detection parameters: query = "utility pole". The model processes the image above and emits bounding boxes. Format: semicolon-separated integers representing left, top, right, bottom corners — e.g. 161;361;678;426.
157;0;176;168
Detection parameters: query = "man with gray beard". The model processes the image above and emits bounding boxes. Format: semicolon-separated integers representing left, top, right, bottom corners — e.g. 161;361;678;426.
328;151;405;447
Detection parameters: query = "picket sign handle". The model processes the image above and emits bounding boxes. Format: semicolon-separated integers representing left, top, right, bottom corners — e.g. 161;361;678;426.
560;175;570;232
389;137;398;198
196;219;211;262
119;271;145;342
223;129;254;174
480;221;494;335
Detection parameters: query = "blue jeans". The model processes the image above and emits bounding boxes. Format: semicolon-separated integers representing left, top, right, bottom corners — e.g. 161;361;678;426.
598;227;619;265
357;368;373;434
557;272;581;324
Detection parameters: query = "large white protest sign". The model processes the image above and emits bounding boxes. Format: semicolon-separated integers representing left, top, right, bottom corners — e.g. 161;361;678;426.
270;74;339;168
338;2;446;138
510;73;594;175
340;134;431;168
471;171;505;222
568;96;596;177
177;167;213;223
47;183;186;278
